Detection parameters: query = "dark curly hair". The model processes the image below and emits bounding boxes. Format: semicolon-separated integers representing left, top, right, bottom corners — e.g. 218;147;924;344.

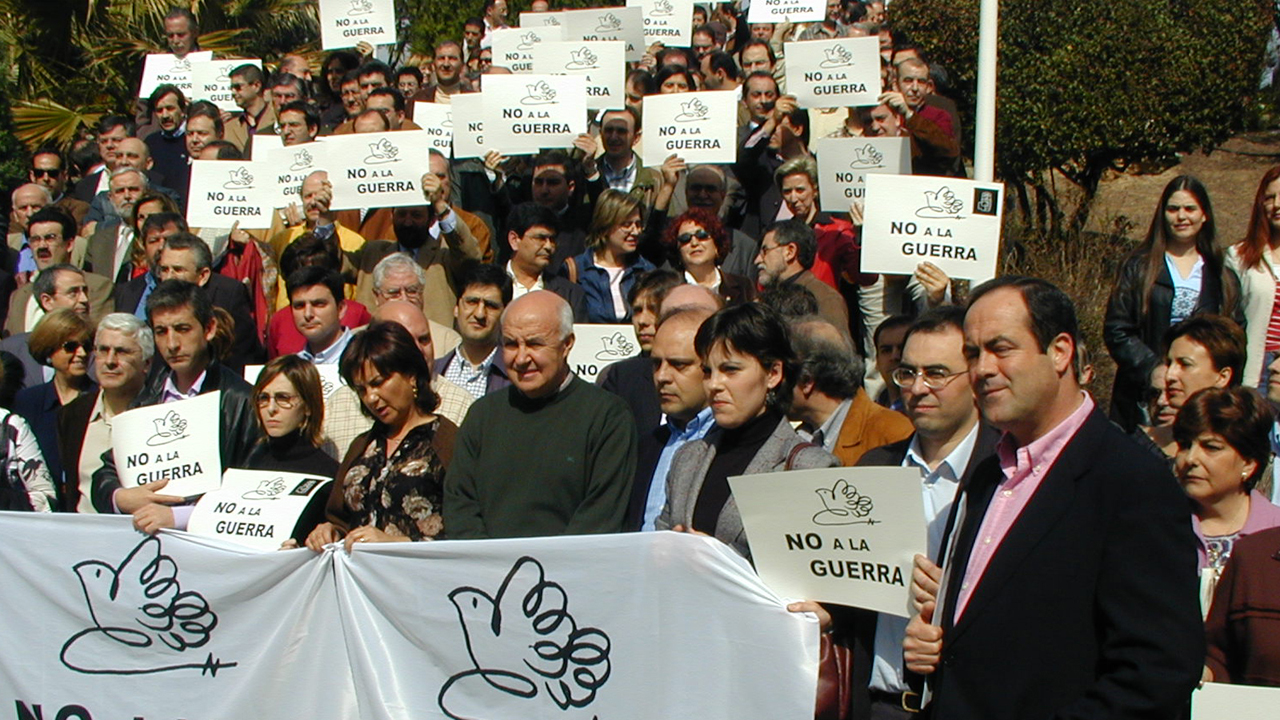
659;208;731;269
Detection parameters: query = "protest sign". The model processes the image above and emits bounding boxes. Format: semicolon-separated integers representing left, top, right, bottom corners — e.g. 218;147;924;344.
642;90;737;166
189;59;261;112
261;141;330;210
138;50;213;98
413;102;455;154
483;74;587;155
568;324;642;382
731;466;927;616
861;175;1004;282
1191;682;1280;720
189;470;331;551
326;130;433;210
747;0;823;23
318;0;397;49
560;6;645;62
520;11;563;28
628;0;696;47
112;392;223;498
785;37;881;108
492;25;564;74
531;41;626;111
450;92;487;159
186;160;273;229
0;515;817;720
813;136;911;209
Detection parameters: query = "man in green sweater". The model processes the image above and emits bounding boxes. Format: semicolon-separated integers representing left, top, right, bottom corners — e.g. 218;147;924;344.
444;290;638;538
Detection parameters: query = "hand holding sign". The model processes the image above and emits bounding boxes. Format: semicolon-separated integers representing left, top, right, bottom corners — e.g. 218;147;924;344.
421;171;447;212
114;478;185;514
904;601;943;674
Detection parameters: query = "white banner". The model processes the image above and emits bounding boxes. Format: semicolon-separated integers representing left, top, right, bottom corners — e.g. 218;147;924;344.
189;58;262;112
0;515;817;720
111;392;224;498
450;93;487;159
189;470;332;551
641;90;737;166
483;74;588;156
747;0;823;24
785;38;881;108
326;131;433;210
560;7;646;62
628;0;695;47
862;175;1004;282
263;140;331;210
731;466;927;617
492;26;564;74
568;323;642;383
318;0;397;49
521;11;563;28
186;159;274;228
1191;682;1280;719
413;102;456;154
531;41;627;111
138;51;213;99
814;136;911;210
244;363;347;398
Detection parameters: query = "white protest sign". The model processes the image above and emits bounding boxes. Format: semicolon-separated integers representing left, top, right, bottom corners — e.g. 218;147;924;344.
318;0;397;49
1191;682;1280;720
560;7;646;62
862;175;1004;282
189;470;332;551
450;92;487;159
531;41;626;111
186;160;274;229
483;74;587;155
747;0;823;23
262;141;331;210
413;102;455;154
112;392;224;498
244;364;346;398
731;466;927;617
642;90;737;166
326;131;433;210
138;51;213;98
520;11;563;27
568;324;641;382
628;0;695;47
189;59;262;112
814;136;911;210
785;37;881;108
492;26;564;74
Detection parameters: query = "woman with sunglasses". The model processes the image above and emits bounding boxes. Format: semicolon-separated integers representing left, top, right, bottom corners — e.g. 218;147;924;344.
15;309;95;499
660;208;756;306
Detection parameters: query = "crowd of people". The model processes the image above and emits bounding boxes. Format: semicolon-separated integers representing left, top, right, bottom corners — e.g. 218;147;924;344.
2;0;1279;716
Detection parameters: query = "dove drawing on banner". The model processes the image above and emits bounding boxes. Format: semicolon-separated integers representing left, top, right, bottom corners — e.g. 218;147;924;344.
522;81;558;105
439;556;611;720
849;144;884;169
223;166;253;189
652;0;674;16
812;479;877;525
675;98;709;121
820;45;854;68
241;477;288;500
146;409;189;446
60;536;237;676
595;13;623;31
595;332;636;360
365;137;400;163
916;186;965;219
567;47;599;70
518;32;541;50
349;0;374;15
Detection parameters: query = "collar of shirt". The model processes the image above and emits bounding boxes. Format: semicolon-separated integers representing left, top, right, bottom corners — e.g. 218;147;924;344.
161;122;186;139
506;260;544;292
906;422;981;486
298;327;354;364
313;220;336;241
601;154;638;189
454;345;497;374
89;393;119;426
810;397;853;451
683;268;722;293
996;392;1094;487
667;406;716;442
161;368;208;404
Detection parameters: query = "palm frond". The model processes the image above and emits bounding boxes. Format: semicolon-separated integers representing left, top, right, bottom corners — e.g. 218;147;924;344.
13;100;104;149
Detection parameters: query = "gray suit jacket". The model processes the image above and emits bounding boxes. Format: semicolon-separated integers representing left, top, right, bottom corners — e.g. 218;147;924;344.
657;417;839;559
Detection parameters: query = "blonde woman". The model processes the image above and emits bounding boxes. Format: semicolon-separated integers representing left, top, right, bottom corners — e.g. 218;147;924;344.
568;189;656;323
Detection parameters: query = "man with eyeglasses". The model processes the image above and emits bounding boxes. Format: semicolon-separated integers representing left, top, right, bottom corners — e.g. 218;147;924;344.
847;306;998;720
1;263;99;390
503;203;589;321
5;207;113;337
364;252;462;355
756;218;850;338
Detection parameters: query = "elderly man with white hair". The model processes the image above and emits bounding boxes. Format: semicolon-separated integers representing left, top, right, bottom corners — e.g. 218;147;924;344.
444;290;638;538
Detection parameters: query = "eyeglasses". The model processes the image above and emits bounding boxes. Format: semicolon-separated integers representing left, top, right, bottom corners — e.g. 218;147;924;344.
677;229;711;245
229;83;247;91
892;366;967;390
378;286;424;300
28;233;63;245
30;168;61;178
60;340;87;354
255;392;299;409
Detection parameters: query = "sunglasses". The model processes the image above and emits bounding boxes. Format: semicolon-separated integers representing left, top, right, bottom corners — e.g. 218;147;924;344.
30;168;61;178
677;229;711;245
61;340;87;354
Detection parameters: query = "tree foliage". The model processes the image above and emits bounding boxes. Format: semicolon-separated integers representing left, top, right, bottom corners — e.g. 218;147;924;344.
893;0;1274;230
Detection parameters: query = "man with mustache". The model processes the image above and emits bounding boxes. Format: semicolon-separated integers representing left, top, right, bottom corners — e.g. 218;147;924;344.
4;206;113;337
269;170;366;307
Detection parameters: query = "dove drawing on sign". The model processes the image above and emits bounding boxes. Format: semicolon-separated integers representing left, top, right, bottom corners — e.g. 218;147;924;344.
595;332;636;360
849;144;884;169
675;98;709;122
820;45;854;68
812;479;877;525
223;166;254;189
567;47;599;70
289;148;314;171
518;32;541;50
348;0;375;15
241;477;288;500
916;186;965;219
171;57;192;73
60;536;237;676
595;13;623;31
652;0;674;16
146;409;189;446
215;64;235;82
522;81;558;105
365;137;401;164
438;556;611;720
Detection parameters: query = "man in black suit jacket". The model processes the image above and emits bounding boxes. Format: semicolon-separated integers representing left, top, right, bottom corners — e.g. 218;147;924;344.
904;277;1202;720
502;203;589;322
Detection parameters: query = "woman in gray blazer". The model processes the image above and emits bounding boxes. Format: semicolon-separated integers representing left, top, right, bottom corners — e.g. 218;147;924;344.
657;303;838;561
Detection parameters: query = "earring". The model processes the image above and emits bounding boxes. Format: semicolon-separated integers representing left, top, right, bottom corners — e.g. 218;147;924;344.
413;384;419;399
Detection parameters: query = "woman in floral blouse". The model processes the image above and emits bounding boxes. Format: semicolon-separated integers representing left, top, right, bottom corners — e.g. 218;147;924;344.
304;321;456;551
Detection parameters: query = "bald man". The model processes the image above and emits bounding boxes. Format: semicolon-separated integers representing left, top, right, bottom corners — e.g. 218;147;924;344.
444;290;637;538
660;283;724;316
8;184;51;261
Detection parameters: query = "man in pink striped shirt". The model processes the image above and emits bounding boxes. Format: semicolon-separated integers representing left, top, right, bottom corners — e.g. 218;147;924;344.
902;276;1203;720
